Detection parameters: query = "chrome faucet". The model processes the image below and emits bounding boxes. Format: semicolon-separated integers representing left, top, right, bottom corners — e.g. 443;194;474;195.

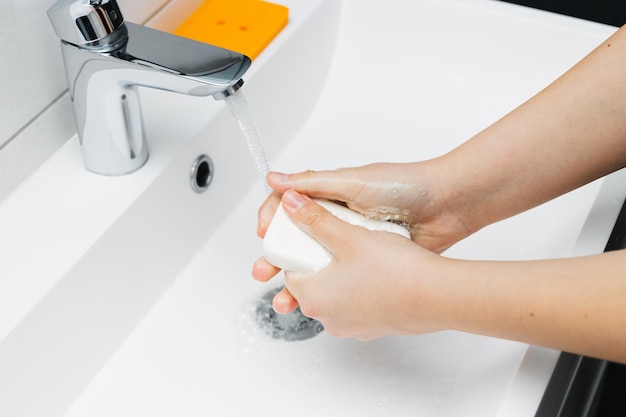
48;0;251;175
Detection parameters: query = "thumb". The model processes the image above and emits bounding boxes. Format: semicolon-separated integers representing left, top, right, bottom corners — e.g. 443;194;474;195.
281;190;354;260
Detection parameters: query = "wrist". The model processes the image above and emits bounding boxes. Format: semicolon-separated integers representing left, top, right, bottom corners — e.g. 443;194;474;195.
433;150;505;236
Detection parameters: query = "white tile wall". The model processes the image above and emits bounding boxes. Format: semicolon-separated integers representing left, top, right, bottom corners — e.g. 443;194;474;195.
0;0;67;148
0;0;201;201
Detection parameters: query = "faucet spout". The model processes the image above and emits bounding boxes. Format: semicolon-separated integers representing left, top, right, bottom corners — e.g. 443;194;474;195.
48;0;251;175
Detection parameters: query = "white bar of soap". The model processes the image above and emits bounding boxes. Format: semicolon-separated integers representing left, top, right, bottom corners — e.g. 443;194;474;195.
262;198;411;273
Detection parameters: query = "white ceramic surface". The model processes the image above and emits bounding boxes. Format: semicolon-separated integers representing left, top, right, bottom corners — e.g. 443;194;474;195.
0;1;623;416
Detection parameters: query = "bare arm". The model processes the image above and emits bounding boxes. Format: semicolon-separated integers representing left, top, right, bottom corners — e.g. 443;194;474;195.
279;191;626;363
433;252;626;363
253;26;626;364
257;28;626;253
440;25;626;233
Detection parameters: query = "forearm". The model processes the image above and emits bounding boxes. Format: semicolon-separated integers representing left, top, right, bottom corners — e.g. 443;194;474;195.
439;25;626;233
427;250;626;363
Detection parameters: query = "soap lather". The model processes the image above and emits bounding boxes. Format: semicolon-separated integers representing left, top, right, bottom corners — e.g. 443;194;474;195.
262;198;411;273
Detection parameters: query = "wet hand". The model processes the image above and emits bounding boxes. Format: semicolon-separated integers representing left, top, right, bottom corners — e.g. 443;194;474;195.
257;163;473;252
262;190;443;339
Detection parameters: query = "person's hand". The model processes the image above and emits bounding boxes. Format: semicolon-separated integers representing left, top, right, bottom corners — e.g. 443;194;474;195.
252;162;472;317
261;190;446;339
256;162;472;253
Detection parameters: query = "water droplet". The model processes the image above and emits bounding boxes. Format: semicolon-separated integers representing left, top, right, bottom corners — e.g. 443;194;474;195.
376;396;392;408
431;378;455;403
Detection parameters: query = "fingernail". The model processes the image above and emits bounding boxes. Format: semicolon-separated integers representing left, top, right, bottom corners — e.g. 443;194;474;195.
282;190;309;211
267;171;289;184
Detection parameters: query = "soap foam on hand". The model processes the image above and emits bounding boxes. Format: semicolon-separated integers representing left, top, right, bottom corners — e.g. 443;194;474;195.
262;198;411;273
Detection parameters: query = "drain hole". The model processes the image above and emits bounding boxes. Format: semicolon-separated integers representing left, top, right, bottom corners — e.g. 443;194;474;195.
255;286;324;341
196;161;210;186
190;155;214;193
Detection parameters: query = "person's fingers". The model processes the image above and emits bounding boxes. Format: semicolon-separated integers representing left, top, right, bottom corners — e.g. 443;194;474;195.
252;257;281;282
272;287;299;314
280;190;357;260
259;168;355;239
266;169;360;202
257;190;282;238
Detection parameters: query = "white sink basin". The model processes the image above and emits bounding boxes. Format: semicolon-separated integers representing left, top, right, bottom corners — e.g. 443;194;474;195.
0;1;623;416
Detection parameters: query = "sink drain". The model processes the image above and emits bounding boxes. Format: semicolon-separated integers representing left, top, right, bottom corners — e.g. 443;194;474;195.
256;287;324;341
190;155;214;193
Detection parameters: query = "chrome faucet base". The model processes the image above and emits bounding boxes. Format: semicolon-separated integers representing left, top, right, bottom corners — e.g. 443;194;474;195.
48;0;251;176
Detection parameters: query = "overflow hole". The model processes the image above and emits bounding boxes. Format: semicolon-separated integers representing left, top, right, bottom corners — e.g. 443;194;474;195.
190;155;214;193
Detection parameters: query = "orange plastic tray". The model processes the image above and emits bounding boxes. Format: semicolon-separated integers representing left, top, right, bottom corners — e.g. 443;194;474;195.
174;0;289;60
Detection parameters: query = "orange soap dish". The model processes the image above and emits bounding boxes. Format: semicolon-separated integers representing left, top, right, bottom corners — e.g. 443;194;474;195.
174;0;289;60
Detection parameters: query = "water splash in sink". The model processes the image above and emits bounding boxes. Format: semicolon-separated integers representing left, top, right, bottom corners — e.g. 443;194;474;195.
225;90;325;341
255;286;324;341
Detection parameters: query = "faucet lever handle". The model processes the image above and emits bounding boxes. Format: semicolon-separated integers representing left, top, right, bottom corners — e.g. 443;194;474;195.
48;0;125;48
